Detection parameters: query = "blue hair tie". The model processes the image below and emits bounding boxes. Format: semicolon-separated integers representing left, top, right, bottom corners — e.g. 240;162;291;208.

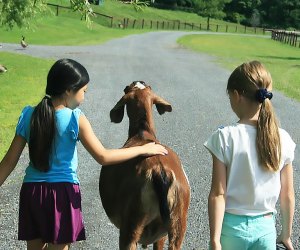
255;88;273;103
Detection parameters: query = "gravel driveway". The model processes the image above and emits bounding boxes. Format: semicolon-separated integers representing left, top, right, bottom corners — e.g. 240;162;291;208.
0;31;299;249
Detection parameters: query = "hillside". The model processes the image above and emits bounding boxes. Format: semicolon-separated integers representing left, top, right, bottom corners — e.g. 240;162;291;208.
0;0;265;45
47;0;262;32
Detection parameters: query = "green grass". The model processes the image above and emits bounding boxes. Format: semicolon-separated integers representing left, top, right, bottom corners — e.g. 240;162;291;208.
0;0;264;46
0;15;146;45
178;34;300;101
0;53;53;158
47;0;264;33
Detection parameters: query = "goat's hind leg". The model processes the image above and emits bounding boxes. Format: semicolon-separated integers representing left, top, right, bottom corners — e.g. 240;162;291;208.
167;216;187;250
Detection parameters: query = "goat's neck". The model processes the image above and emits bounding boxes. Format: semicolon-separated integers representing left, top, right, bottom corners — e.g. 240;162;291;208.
128;110;156;139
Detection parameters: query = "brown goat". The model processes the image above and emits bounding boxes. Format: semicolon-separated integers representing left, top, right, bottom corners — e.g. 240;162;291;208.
99;81;190;250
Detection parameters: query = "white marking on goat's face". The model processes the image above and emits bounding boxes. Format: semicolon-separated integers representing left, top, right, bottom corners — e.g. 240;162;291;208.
135;82;146;89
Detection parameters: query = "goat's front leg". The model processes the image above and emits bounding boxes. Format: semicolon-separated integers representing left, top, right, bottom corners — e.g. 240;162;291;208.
119;213;147;250
153;236;167;250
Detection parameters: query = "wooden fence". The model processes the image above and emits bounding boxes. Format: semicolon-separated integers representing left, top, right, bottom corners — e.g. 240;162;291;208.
269;29;300;48
46;3;266;35
116;18;265;34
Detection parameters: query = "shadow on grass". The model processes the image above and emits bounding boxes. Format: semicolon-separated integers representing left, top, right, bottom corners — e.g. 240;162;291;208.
257;55;300;61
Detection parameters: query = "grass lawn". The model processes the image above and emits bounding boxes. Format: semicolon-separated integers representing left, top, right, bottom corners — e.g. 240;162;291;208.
0;52;53;158
178;34;300;101
48;0;234;26
0;15;147;45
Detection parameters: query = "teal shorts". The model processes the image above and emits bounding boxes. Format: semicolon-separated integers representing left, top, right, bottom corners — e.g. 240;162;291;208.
220;212;276;250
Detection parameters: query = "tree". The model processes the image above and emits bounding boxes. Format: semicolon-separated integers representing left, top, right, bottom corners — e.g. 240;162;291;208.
224;0;261;25
260;0;300;29
194;0;231;30
0;0;94;29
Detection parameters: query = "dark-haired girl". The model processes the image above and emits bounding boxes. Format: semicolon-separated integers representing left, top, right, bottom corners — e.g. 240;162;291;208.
0;58;167;250
204;61;295;250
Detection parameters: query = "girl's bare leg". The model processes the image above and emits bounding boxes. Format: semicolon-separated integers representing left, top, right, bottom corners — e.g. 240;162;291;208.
47;243;70;250
27;239;70;250
27;239;47;250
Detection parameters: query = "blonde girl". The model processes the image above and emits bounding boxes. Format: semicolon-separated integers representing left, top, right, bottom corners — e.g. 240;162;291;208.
204;61;296;250
0;58;167;250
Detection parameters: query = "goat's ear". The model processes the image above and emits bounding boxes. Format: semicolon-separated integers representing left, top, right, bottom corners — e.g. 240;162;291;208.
110;95;128;123
153;95;172;115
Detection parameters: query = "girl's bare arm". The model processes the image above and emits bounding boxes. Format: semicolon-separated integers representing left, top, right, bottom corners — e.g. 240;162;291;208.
278;163;295;250
0;135;26;186
208;155;227;250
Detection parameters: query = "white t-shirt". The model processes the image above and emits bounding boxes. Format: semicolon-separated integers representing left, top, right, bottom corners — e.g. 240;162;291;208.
204;123;296;216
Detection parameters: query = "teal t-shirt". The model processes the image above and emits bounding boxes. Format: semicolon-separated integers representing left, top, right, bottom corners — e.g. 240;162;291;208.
16;106;82;184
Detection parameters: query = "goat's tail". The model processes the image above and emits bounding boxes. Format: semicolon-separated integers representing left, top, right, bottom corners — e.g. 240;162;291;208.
152;163;173;224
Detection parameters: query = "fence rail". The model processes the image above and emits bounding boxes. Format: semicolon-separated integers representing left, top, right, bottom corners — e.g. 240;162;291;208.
117;18;265;34
46;3;268;35
47;3;114;27
268;29;300;48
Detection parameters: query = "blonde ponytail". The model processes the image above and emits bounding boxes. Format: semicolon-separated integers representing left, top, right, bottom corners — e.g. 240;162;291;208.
257;99;281;171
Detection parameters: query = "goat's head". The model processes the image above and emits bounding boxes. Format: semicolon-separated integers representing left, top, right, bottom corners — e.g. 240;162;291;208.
110;81;172;136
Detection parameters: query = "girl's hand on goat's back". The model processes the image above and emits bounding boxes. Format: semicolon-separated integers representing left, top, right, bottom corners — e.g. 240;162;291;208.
141;142;168;156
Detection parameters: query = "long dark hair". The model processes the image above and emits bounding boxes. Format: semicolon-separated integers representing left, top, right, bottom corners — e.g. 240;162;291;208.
227;61;281;171
29;59;89;172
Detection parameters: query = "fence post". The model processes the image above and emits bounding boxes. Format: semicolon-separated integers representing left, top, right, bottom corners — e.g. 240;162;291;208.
178;21;180;30
162;21;165;29
235;26;238;32
226;25;228;32
123;18;126;29
150;20;153;29
110;17;113;28
294;34;297;47
132;19;136;29
216;25;219;32
157;21;159;29
199;23;201;30
192;23;194;30
142;19;144;29
56;5;59;16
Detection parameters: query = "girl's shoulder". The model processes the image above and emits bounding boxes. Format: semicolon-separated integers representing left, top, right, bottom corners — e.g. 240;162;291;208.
56;107;83;118
279;128;295;147
72;107;83;117
208;123;256;143
18;105;35;122
213;123;249;134
21;105;34;115
279;127;292;138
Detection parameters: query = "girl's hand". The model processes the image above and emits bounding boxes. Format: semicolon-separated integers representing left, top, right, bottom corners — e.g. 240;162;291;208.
277;235;294;250
211;241;222;250
141;142;168;156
